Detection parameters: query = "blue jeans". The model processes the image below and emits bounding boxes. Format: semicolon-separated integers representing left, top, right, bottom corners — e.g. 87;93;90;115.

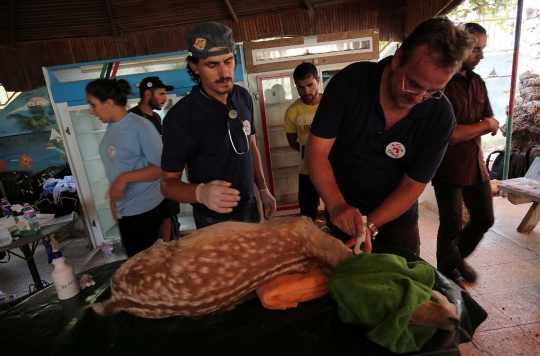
193;203;261;230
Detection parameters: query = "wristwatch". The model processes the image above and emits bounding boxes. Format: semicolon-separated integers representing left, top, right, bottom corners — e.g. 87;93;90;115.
366;220;379;238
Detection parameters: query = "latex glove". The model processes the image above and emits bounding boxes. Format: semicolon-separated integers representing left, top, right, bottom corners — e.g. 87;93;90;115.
259;188;276;219
79;274;96;289
329;203;372;253
195;180;240;213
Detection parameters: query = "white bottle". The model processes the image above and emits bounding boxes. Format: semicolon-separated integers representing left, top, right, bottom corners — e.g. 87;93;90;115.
354;216;368;255
51;256;80;300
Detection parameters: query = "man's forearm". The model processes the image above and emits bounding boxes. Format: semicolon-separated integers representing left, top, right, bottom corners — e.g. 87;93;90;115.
450;121;489;145
251;137;268;190
305;136;347;213
306;156;346;212
368;175;426;228
160;177;199;204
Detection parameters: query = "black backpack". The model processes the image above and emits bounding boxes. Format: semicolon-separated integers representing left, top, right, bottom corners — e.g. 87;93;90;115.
486;149;526;180
525;145;540;171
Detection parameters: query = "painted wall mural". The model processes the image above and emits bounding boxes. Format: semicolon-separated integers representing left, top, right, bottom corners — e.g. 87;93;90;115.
0;87;66;174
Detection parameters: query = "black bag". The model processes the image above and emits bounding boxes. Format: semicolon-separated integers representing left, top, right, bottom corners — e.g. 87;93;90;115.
35;198;74;217
0;171;30;204
525;144;540;171
486;149;526;180
19;165;68;204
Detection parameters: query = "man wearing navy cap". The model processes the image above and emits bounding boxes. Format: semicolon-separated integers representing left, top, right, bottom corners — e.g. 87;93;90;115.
160;22;276;229
130;76;180;240
130;76;173;136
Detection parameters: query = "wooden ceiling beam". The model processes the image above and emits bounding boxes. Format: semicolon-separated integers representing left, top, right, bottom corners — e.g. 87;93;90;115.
301;0;314;11
314;0;358;8
10;0;16;49
104;0;118;37
223;0;239;23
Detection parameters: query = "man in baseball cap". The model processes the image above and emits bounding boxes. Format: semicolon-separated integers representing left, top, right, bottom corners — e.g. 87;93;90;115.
130;76;180;241
161;21;276;230
187;21;235;59
131;76;173;135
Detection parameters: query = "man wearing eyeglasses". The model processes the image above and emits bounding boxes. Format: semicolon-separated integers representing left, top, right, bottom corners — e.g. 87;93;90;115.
432;23;498;285
160;22;276;229
305;17;475;255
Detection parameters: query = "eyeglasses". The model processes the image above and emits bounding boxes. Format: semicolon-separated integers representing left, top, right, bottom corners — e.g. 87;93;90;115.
227;109;250;155
402;75;445;101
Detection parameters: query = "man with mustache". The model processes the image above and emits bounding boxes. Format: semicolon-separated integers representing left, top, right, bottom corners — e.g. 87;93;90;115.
432;23;498;285
161;22;276;229
305;17;475;255
130;77;181;241
284;63;323;221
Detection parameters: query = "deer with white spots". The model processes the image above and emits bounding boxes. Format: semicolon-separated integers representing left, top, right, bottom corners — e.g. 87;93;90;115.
90;217;351;318
90;216;459;331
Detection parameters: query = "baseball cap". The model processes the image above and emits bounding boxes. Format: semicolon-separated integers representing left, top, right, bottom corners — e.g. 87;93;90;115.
187;21;235;59
138;77;173;94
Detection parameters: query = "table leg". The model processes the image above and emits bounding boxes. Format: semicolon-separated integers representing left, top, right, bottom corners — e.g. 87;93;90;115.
19;244;45;291
517;202;540;232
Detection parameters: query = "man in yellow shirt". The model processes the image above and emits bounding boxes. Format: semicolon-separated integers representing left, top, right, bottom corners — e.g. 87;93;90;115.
284;63;322;220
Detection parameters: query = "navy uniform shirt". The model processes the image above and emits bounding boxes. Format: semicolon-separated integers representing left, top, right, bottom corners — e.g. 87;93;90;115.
161;84;256;218
310;56;455;226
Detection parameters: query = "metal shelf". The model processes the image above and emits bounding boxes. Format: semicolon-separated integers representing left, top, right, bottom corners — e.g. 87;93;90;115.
270;146;298;156
91;176;110;186
268;125;284;132
77;129;106;135
273;165;300;178
105;224;120;239
83;155;101;162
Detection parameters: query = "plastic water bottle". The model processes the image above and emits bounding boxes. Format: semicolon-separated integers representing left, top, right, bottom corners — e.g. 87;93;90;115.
23;203;40;230
1;198;20;236
1;198;11;218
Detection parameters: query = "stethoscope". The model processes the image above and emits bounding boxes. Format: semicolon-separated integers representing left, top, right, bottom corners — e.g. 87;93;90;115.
199;86;250;155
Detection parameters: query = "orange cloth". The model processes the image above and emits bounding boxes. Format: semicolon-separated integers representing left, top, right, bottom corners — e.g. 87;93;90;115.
256;268;329;310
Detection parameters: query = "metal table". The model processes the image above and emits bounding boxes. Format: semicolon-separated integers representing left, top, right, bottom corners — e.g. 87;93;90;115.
0;241;487;355
0;216;76;291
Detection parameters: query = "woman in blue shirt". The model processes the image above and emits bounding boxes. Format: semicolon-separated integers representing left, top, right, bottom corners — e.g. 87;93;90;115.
85;78;166;257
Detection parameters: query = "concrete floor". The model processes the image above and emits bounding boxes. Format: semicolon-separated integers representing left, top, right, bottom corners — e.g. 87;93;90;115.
0;231;127;300
2;196;540;354
419;197;540;355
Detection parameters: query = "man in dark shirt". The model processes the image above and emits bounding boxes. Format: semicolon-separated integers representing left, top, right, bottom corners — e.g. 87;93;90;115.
130;76;180;241
432;23;499;283
130;77;172;135
160;22;275;229
306;17;475;255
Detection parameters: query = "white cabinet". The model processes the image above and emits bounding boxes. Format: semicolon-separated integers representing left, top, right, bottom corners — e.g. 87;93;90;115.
258;74;301;210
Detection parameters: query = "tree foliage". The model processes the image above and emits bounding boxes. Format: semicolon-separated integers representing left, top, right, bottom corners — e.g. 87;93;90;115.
7;105;57;133
449;0;518;19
